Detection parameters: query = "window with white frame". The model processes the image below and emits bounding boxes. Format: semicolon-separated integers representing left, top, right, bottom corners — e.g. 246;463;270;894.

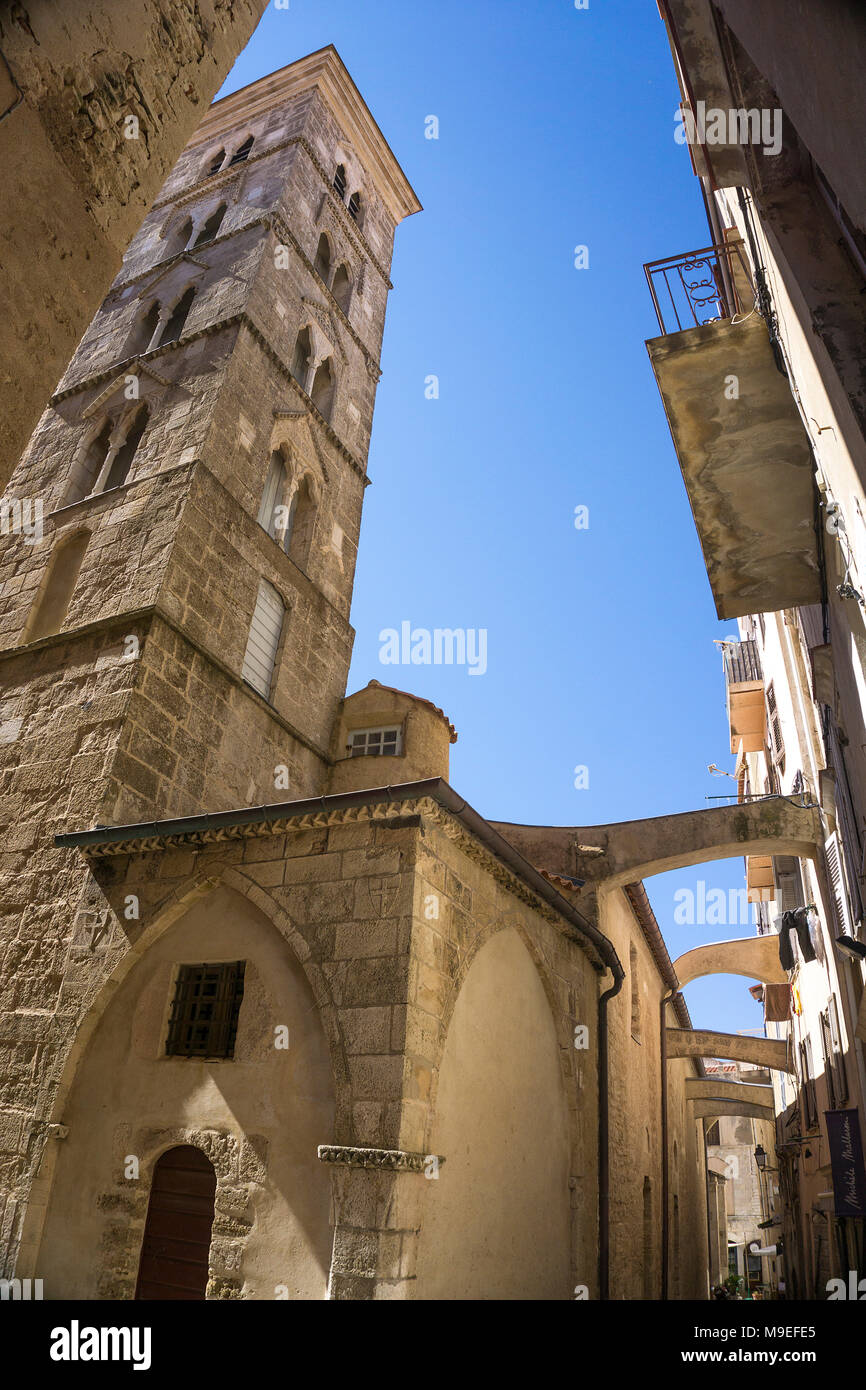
348;726;401;757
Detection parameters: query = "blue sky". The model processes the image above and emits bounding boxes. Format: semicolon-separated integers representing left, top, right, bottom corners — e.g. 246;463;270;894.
217;0;763;1034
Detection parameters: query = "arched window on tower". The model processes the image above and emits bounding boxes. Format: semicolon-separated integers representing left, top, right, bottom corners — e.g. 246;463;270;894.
207;149;225;176
257;449;288;541
331;264;351;314
291;327;311;387
128;301;161;358
62;419;113;506
158;287;195;347
310;357;335;421
333;164;346;200
287;474;317;570
229;135;254;166
102;404;149;492
167;216;193;258
23;529;91;643
193;204;227;247
314;233;331;284
348;191;361;223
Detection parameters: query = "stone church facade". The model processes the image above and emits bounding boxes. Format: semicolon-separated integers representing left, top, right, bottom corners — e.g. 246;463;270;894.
1;46;713;1300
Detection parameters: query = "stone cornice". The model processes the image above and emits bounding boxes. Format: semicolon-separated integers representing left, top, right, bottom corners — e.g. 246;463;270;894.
106;213;382;374
52;789;611;968
49;314;370;483
317;1145;443;1172
180;47;420;225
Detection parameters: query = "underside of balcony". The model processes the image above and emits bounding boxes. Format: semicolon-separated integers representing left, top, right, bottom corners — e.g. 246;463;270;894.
647;312;820;619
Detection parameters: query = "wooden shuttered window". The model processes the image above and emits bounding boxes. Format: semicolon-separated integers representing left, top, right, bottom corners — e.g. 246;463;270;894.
242;579;284;699
799;1037;819;1130
765;681;785;774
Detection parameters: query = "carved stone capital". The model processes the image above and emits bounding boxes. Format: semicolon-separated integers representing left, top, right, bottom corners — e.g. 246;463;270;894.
317;1145;444;1173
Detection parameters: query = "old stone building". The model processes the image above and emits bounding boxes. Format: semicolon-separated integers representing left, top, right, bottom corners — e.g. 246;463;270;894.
649;0;866;1298
0;0;268;487
0;40;782;1302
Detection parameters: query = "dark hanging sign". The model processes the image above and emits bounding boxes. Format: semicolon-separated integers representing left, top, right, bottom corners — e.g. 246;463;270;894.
826;1108;866;1217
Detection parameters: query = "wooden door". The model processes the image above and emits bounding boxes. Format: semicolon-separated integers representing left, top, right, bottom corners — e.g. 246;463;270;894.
135;1145;216;1300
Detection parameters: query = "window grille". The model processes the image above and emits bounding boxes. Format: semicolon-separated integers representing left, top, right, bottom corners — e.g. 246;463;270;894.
165;962;245;1058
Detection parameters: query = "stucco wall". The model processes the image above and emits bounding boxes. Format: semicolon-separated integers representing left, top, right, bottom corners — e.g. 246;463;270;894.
414;928;572;1299
34;883;334;1299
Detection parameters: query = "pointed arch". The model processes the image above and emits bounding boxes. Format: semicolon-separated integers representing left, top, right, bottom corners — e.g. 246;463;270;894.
165;215;193;258
127;300;161;358
229;134;254;166
291;326;312;386
103;403;149;491
332;164;346;200
286;471;318;570
192;204;227;248
206;148;225;176
314;232;332;284
257;446;289;541
157;286;195;347
347;191;362;224
23;874;341;1299
22;528;91;642
310;356;335;421
62;417;114;506
331;263;351;314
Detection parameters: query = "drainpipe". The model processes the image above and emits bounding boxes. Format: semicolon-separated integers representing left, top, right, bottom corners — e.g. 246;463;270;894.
598;967;624;1300
660;986;675;1299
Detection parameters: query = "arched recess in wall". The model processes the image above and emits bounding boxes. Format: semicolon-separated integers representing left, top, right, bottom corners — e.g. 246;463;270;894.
158;287;196;347
127;301;161;358
31;881;337;1300
165;215;193;258
310;358;335;421
61;418;113;506
291;327;312;386
414;927;573;1299
314;233;331;284
331;264;351;314
286;473;318;570
22;529;90;643
193;204;227;247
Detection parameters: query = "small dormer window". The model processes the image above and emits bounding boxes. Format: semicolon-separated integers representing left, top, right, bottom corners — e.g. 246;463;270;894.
349;726;400;756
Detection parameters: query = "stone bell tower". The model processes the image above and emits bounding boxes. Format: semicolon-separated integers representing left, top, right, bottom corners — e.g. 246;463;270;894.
0;46;419;1275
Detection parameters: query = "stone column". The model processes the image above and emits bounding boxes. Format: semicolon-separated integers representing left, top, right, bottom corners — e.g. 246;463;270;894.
318;1145;443;1300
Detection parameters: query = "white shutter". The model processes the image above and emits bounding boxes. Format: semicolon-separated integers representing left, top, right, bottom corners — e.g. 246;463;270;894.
824;831;854;937
242;580;283;698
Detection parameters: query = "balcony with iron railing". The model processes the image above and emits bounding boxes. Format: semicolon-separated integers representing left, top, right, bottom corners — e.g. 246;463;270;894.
644;240;820;621
644;240;755;336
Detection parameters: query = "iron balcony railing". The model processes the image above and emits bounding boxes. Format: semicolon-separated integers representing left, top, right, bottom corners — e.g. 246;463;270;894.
644;240;756;335
723;637;763;686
